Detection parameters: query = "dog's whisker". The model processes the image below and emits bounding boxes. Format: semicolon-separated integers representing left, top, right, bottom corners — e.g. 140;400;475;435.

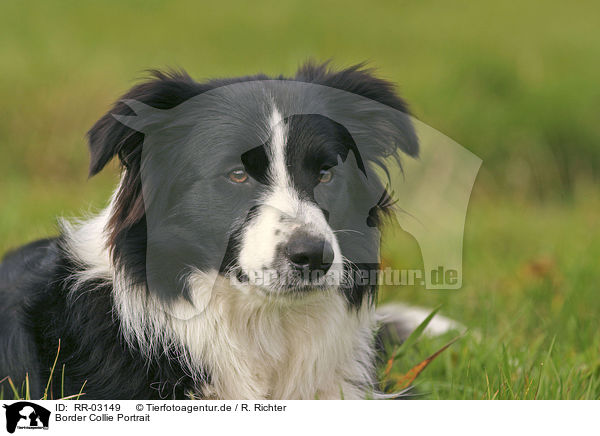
332;229;364;235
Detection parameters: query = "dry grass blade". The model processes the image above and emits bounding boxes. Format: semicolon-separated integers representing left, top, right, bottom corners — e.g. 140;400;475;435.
388;335;462;392
5;377;20;399
43;339;61;400
383;306;442;379
59;392;87;400
74;380;87;400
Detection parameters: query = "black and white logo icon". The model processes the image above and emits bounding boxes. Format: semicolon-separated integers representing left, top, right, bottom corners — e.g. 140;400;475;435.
3;402;50;433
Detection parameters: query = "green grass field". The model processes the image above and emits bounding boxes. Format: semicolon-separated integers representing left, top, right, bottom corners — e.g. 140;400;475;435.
1;0;598;399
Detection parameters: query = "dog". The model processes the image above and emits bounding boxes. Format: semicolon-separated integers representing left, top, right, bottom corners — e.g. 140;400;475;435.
0;61;459;399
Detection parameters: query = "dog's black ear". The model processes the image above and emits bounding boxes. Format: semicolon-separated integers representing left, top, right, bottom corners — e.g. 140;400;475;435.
295;60;418;158
87;70;204;177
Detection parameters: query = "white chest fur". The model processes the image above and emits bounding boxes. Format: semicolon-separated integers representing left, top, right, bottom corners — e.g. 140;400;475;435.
117;277;377;400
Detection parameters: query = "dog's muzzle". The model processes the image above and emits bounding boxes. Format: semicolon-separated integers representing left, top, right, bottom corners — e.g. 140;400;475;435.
285;230;334;279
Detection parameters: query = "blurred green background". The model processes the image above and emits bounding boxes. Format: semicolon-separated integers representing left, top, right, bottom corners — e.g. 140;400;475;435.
1;0;598;399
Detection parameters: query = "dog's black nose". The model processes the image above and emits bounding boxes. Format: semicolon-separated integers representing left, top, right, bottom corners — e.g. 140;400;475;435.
286;232;334;274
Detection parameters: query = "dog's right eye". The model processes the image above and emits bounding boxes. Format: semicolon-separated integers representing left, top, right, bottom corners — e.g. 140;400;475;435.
228;168;249;184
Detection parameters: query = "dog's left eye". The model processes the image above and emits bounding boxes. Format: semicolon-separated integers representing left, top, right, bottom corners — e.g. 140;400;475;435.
228;168;249;183
318;169;333;184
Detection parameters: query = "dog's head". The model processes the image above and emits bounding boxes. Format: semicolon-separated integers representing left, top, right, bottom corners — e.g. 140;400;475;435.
88;62;418;310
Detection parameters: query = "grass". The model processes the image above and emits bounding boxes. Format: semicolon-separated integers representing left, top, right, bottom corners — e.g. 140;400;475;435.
1;0;599;399
5;186;598;400
379;183;600;399
0;340;87;400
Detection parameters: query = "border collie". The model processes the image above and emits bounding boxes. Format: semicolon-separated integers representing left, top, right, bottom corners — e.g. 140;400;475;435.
0;61;456;400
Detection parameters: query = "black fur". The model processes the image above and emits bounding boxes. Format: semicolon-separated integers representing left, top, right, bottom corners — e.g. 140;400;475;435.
0;238;205;399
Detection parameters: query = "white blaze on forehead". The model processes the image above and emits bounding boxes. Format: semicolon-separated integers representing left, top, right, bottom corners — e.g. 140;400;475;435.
264;105;304;218
263;106;328;231
267;106;289;189
262;105;302;218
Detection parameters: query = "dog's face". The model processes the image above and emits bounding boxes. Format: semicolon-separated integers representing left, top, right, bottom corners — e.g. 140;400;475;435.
228;110;363;295
87;63;418;308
